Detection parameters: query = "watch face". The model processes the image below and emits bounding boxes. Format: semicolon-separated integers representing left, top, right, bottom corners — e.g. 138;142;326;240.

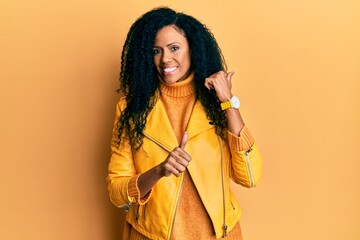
231;96;240;108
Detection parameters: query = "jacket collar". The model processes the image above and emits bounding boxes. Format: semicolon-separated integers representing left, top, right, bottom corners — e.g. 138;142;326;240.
143;98;214;151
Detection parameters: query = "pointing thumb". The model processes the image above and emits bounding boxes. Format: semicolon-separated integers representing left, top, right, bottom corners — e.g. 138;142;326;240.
180;132;188;150
226;71;235;81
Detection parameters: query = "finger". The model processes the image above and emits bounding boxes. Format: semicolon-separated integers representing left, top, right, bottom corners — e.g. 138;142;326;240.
166;166;181;177
204;79;213;90
226;71;235;81
204;81;210;90
176;158;190;167
171;151;191;171
176;150;191;162
163;159;181;176
169;161;185;176
174;162;186;172
180;131;188;149
172;152;191;165
170;150;191;163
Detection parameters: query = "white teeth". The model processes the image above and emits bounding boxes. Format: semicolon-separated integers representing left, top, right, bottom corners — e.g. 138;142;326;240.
163;67;177;73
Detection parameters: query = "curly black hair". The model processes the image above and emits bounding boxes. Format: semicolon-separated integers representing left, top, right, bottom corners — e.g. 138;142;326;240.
117;7;228;150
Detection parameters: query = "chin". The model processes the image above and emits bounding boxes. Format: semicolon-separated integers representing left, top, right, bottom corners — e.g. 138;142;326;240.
162;76;179;85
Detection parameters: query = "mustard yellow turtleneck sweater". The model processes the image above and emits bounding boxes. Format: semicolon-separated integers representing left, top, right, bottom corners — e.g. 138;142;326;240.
123;74;245;239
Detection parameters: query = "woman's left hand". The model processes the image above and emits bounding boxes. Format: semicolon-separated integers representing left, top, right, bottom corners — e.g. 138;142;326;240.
205;70;245;135
204;71;235;102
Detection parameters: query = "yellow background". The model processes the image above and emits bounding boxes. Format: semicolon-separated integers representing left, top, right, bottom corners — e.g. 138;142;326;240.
1;0;359;239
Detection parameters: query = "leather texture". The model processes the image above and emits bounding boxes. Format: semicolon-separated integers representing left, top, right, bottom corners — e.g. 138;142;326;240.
107;97;262;240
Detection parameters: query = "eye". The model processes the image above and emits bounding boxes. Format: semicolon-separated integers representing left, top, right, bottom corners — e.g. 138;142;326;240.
152;48;161;55
170;46;179;51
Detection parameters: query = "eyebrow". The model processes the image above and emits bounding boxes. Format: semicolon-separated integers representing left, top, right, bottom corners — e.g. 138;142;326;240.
153;42;181;48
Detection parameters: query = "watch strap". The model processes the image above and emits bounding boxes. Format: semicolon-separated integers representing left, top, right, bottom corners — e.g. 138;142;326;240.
220;100;232;110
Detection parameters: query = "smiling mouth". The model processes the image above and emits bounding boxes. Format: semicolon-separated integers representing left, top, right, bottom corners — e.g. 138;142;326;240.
162;67;177;74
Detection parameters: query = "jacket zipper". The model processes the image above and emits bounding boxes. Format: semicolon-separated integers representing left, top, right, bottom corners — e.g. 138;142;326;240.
143;132;172;152
143;204;147;221
117;202;135;211
117;178;136;210
169;174;185;239
135;205;140;222
230;199;235;210
133;201;148;222
245;148;255;188
218;136;228;238
142;132;185;239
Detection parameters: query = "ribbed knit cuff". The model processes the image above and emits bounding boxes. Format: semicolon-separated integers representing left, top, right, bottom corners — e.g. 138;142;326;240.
127;174;152;205
228;125;255;151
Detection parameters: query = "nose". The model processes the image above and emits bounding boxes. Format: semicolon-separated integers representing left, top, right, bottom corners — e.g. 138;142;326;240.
161;49;172;63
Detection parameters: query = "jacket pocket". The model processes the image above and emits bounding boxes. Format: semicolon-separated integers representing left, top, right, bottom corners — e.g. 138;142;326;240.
244;148;255;188
230;143;262;188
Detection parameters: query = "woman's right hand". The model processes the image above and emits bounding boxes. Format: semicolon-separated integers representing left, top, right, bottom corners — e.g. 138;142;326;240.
137;132;191;198
159;132;191;177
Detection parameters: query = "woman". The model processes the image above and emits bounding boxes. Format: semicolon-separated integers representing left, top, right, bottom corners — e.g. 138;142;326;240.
107;7;262;240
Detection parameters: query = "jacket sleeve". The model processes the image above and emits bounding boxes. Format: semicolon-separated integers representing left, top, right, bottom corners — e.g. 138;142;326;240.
227;125;263;188
106;99;152;207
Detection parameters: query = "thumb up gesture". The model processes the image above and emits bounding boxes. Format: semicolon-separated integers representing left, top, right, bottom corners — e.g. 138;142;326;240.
161;132;192;177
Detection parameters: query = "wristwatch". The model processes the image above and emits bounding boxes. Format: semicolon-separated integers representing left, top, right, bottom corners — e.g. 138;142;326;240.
220;96;240;110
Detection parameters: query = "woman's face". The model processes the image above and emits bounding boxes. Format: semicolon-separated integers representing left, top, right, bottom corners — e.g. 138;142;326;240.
153;25;191;84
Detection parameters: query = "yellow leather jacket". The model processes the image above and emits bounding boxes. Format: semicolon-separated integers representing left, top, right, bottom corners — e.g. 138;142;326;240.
107;97;262;240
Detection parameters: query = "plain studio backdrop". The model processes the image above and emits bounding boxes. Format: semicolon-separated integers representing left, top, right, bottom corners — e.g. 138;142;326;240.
0;0;359;239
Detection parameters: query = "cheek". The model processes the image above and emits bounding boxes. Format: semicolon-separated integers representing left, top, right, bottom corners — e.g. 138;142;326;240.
184;50;191;64
153;55;160;66
183;53;191;69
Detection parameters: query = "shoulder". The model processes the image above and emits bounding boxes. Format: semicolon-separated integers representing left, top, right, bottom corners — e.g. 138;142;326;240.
115;96;127;116
116;96;127;111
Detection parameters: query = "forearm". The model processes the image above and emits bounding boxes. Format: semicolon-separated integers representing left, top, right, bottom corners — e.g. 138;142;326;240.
137;165;163;198
225;108;245;136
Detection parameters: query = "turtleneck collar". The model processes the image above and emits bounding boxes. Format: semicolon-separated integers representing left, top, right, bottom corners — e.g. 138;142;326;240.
159;72;196;98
